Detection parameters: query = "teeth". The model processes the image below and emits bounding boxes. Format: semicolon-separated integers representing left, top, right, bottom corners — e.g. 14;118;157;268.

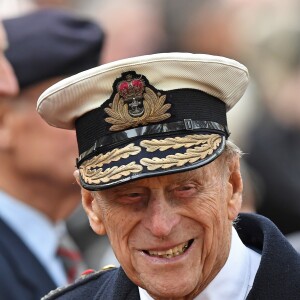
147;241;189;258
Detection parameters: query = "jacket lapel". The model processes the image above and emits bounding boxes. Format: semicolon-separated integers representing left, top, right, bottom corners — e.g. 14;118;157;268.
0;217;56;299
237;213;300;300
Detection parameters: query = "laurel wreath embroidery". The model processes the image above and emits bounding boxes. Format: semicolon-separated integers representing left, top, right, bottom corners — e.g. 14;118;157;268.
80;161;143;184
79;144;142;184
104;87;171;131
79;134;222;183
140;134;222;171
140;134;220;152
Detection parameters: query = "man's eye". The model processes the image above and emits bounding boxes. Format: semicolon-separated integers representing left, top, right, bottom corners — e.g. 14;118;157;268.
116;192;145;204
177;184;195;191
178;186;193;191
127;193;142;198
174;184;197;196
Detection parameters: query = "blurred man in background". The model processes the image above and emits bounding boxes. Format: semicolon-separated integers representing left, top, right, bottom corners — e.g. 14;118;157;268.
0;9;104;300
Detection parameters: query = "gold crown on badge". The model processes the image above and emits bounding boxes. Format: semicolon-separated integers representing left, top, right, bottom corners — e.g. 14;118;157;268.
104;72;171;132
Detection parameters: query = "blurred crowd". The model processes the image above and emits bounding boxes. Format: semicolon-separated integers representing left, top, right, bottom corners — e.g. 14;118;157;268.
1;0;300;292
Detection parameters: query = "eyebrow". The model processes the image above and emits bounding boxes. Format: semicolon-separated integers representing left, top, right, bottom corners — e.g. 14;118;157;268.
98;183;139;197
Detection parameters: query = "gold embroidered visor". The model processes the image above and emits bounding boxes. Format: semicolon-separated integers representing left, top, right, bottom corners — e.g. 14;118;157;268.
78;133;225;190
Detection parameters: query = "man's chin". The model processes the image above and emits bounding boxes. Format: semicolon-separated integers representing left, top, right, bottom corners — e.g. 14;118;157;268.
141;279;197;300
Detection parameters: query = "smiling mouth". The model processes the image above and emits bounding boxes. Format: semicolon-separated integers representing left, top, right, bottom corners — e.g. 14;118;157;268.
143;239;194;258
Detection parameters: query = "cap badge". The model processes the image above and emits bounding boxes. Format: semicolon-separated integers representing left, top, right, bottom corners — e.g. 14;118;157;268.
104;72;171;131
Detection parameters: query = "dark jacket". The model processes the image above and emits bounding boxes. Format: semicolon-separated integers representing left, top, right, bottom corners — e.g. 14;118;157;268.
42;213;300;300
0;217;57;300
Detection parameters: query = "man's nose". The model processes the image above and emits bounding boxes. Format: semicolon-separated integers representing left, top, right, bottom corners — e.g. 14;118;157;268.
142;191;180;238
0;55;19;97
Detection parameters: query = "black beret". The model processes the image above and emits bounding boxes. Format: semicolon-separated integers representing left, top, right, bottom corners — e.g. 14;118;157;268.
3;9;104;88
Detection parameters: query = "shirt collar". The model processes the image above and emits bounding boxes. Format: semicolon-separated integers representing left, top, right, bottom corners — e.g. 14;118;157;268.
0;190;66;262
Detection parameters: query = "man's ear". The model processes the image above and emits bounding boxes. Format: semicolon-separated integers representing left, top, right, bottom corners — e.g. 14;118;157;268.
73;170;81;186
0;104;13;151
81;188;107;235
227;156;243;221
74;170;107;235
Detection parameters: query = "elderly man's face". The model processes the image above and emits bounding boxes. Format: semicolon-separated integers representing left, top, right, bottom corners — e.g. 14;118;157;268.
82;154;242;299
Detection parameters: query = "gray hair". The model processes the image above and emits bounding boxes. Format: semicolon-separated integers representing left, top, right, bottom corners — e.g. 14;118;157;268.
224;140;243;158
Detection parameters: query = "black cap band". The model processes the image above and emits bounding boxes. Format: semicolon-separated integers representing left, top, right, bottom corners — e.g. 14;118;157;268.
76;88;227;155
76;119;229;167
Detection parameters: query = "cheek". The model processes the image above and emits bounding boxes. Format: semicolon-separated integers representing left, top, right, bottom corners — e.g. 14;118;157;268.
190;191;231;267
101;204;143;267
11;113;46;149
191;190;224;224
99;204;134;244
17;115;77;158
189;188;229;243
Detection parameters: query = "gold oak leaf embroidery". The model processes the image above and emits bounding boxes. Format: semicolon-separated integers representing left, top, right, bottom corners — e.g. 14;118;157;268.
79;144;142;184
80;161;143;184
80;143;141;169
104;87;171;131
140;134;222;171
140;134;220;152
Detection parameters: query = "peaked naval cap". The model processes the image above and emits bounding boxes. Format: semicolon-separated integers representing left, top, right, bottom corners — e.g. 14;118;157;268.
37;53;249;190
